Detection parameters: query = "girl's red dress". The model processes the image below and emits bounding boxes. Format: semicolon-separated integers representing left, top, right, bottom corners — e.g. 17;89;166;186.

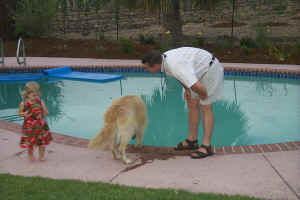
20;98;52;150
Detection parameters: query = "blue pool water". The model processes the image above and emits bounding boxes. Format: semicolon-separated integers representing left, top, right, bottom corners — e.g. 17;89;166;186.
0;73;299;147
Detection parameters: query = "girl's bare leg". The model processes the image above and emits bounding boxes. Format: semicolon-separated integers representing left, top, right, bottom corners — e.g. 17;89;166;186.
39;146;46;161
28;149;35;161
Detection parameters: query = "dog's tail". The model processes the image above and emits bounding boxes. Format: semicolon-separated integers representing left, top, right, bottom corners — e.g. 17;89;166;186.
88;124;116;149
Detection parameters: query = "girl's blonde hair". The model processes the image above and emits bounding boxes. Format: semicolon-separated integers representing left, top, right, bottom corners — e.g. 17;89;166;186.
22;81;41;99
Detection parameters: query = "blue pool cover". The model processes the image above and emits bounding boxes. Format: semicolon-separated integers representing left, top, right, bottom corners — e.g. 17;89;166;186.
43;66;124;82
0;73;43;82
0;66;123;83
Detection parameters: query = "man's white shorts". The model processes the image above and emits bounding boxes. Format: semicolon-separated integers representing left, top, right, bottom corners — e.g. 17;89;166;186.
189;59;224;105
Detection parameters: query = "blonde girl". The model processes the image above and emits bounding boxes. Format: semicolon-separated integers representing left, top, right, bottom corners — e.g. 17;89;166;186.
19;81;52;161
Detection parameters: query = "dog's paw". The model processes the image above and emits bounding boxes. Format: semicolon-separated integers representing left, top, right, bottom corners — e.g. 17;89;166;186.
112;151;121;160
122;158;132;164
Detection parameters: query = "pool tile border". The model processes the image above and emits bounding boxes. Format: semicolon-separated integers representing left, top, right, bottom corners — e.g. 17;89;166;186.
0;65;300;79
1;120;299;156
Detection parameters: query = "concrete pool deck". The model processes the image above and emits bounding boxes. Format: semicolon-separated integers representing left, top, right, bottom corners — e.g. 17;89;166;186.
0;57;300;200
1;127;300;200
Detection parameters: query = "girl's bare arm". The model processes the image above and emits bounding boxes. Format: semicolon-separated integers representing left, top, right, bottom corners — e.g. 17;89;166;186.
41;100;49;116
18;102;27;117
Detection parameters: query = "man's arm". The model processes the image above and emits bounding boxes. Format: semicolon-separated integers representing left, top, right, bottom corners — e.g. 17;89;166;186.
191;81;208;100
178;80;188;90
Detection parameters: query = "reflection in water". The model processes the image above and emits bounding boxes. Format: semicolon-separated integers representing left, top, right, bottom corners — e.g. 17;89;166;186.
40;79;64;123
0;82;24;109
256;78;288;97
0;79;64;123
212;100;248;146
141;77;249;147
141;78;188;147
0;76;248;147
228;76;299;145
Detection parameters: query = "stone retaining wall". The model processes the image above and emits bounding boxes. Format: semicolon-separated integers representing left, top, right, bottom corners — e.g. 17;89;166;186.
52;0;300;41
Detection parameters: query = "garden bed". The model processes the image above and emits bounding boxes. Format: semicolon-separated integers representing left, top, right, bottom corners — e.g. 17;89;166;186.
3;37;300;65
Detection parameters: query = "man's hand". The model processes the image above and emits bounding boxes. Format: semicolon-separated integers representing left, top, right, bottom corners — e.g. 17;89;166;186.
184;89;191;100
191;82;208;100
19;110;30;118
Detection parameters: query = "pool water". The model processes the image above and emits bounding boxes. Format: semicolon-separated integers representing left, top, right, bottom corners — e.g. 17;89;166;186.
0;73;299;147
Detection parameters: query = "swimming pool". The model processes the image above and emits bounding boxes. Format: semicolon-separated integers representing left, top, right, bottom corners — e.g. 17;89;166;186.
0;73;299;147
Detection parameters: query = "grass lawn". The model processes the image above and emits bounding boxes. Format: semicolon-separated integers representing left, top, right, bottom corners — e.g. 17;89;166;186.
0;173;264;200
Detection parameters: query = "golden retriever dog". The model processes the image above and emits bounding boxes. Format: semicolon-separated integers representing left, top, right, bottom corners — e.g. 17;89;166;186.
88;95;147;164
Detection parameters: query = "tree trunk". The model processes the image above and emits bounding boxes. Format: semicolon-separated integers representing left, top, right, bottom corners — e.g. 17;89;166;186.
0;0;17;40
162;0;183;48
0;4;8;40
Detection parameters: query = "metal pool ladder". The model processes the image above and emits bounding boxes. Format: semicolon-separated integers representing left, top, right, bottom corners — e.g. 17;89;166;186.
16;37;26;66
0;38;4;66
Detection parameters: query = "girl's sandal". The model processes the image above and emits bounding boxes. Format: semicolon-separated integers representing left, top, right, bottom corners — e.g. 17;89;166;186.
190;144;214;159
174;139;199;151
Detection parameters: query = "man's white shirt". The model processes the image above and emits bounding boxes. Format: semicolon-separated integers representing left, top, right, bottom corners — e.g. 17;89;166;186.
162;47;213;88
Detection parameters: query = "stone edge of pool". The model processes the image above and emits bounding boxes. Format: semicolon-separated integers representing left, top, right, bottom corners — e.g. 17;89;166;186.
1;120;299;156
1;62;300;155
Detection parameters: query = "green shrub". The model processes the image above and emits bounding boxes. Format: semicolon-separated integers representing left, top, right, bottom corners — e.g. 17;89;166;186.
12;0;57;37
191;36;206;47
159;44;171;52
295;39;300;52
241;45;251;56
267;43;290;62
95;30;105;41
255;25;269;48
296;39;300;49
274;0;288;14
215;36;234;49
138;34;156;45
292;39;300;55
240;37;256;48
263;0;276;5
119;37;134;53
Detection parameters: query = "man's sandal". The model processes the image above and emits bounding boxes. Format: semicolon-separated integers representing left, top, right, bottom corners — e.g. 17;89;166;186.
174;139;199;151
190;144;214;159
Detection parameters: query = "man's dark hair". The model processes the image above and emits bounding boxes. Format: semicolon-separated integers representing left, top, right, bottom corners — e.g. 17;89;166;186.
141;50;162;67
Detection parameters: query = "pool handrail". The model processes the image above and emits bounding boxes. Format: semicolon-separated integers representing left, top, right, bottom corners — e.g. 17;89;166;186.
16;37;26;66
0;38;4;66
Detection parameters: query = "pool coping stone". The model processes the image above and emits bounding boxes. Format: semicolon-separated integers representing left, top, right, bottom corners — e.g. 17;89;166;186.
1;120;299;156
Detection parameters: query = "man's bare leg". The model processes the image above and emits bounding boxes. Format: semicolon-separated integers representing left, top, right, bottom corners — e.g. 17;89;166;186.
191;103;214;155
181;98;200;146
